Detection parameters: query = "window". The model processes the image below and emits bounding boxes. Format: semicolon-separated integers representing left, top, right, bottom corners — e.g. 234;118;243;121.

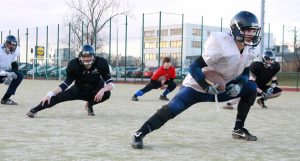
144;30;156;37
159;29;168;36
192;41;201;48
192;28;201;36
170;41;182;48
144;42;156;49
170;28;182;35
156;41;169;48
145;53;156;60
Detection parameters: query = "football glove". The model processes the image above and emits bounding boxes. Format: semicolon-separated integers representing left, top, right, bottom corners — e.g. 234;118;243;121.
205;84;222;95
226;84;242;97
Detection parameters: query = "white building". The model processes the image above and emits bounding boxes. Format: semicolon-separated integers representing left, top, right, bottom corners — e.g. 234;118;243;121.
143;23;273;67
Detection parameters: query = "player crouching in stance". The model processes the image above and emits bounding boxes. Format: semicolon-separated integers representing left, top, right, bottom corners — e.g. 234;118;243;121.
131;57;176;101
223;50;282;109
26;44;114;118
131;11;261;149
0;35;24;105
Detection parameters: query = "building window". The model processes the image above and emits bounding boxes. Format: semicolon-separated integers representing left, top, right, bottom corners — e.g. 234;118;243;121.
144;42;156;49
192;28;201;36
192;41;201;48
144;30;156;37
145;53;156;60
160;29;168;36
156;41;169;48
170;28;182;35
170;41;182;48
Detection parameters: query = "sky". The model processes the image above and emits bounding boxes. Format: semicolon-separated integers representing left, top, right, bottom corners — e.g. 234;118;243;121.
0;0;299;57
0;0;299;30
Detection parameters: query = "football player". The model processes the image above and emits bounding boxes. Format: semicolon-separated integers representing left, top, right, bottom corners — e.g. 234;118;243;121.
0;35;24;105
131;57;176;101
223;50;282;109
131;11;262;149
26;44;114;117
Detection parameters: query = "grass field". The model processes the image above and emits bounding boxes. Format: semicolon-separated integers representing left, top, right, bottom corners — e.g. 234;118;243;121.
0;80;300;161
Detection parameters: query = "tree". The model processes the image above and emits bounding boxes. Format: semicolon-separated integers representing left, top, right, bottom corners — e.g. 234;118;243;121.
65;0;129;50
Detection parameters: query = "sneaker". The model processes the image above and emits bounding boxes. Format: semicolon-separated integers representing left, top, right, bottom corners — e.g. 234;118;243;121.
257;98;267;108
223;102;233;110
131;95;138;101
131;132;144;149
26;111;36;118
1;99;18;105
85;103;95;116
232;128;257;141
159;95;169;101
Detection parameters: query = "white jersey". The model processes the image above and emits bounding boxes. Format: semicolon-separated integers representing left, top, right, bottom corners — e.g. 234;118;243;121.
0;45;20;71
183;32;259;92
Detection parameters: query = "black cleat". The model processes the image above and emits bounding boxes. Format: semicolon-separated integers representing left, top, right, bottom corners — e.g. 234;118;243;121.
159;95;169;101
26;111;36;118
85;103;95;116
257;98;267;108
1;99;18;105
232;128;257;141
131;132;144;149
131;95;138;101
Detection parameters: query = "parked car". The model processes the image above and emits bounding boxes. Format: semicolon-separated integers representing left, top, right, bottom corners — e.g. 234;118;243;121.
122;67;138;77
143;67;159;78
49;66;67;78
131;68;144;78
26;66;45;77
176;67;189;79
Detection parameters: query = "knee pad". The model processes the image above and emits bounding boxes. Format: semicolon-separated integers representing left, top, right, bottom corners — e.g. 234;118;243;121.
157;105;174;122
149;105;174;130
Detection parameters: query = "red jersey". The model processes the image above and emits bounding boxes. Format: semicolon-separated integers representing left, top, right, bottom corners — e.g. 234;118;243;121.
151;66;176;81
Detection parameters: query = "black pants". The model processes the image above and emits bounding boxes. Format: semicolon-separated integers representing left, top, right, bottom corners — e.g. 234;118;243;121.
32;85;111;113
0;71;23;96
140;80;177;94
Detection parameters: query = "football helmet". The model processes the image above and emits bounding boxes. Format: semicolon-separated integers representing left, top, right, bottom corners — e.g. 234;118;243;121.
78;44;95;66
3;35;18;54
262;50;275;67
230;11;261;47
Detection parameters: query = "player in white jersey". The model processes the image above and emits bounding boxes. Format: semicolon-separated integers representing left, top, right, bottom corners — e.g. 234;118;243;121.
131;11;262;149
0;35;24;105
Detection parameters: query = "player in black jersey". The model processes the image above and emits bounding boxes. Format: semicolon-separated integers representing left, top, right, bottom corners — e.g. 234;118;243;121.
223;50;282;109
26;44;114;118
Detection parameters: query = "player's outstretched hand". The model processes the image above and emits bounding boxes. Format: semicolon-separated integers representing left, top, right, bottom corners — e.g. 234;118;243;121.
42;91;55;106
226;84;242;97
94;89;105;102
205;84;223;95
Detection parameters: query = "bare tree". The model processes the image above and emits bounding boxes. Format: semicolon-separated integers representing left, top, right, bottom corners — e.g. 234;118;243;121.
65;0;129;51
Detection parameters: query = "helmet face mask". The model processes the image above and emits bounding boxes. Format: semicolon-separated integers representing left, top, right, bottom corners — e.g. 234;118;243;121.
262;51;275;68
230;11;261;47
78;45;95;66
4;35;18;54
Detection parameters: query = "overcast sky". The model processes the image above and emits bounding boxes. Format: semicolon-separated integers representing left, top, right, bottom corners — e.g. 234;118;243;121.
0;0;299;30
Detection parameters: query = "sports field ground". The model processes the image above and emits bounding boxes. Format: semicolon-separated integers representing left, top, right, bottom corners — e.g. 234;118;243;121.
0;80;299;161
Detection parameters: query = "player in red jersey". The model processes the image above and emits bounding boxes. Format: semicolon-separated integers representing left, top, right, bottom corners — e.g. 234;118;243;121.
131;57;176;101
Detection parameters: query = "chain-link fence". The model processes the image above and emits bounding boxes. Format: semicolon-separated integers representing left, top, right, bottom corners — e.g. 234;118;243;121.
1;12;299;88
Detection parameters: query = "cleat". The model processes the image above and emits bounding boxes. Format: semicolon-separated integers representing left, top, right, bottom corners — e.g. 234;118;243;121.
223;102;233;110
131;132;144;149
26;111;36;118
257;98;267;108
131;95;138;101
159;95;169;101
1;99;18;105
85;103;95;116
232;128;257;141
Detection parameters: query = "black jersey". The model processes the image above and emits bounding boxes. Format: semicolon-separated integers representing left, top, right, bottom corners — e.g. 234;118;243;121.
250;61;280;88
65;57;113;91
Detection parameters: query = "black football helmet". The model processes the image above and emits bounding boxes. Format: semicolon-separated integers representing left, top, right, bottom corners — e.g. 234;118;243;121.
230;11;261;47
262;50;275;67
3;35;18;54
78;44;95;66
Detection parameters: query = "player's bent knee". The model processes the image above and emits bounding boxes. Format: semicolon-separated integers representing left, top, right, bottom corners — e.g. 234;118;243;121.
157;105;174;122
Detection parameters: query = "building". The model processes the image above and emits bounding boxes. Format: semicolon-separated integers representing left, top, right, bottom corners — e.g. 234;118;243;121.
143;23;274;67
